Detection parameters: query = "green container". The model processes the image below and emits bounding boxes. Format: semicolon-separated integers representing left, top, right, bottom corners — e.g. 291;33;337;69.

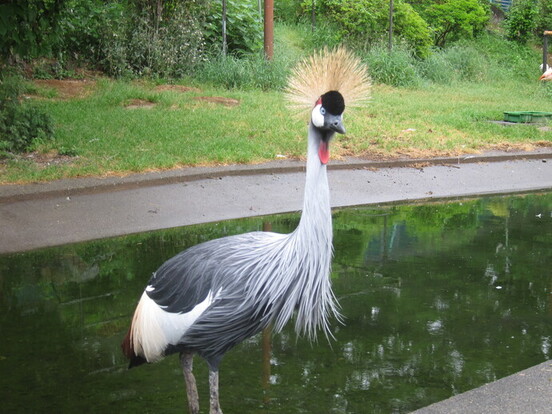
504;111;552;123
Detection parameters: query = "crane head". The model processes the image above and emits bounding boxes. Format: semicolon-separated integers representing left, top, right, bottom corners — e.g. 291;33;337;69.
285;47;371;165
311;91;346;134
311;90;346;164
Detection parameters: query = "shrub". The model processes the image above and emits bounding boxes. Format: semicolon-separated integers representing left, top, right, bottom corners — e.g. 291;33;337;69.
505;0;539;44
204;0;263;56
393;2;432;58
536;0;552;38
101;3;206;78
299;20;344;50
421;0;489;47
0;0;65;62
0;74;54;154
312;0;432;58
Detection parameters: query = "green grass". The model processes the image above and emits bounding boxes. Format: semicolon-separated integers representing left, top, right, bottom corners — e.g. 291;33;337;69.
1;77;550;184
1;25;552;184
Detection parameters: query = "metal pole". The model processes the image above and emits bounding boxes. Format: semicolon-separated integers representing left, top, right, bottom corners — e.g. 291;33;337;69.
544;31;552;72
388;0;394;52
222;0;227;56
264;0;274;60
312;0;316;32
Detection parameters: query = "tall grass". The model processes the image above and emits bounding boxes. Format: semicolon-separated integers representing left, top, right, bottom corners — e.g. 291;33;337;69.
194;52;292;90
193;24;543;91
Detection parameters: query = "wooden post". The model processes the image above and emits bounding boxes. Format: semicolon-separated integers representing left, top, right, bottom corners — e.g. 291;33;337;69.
264;0;274;60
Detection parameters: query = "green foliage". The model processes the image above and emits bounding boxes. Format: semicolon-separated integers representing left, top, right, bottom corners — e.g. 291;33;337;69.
299;20;344;50
393;2;432;58
363;43;422;87
274;0;304;22
57;0;124;65
536;0;552;36
204;0;263;55
194;52;291;90
0;0;66;61
311;0;432;57
0;73;54;154
422;0;489;47
505;0;539;44
101;3;206;78
318;0;382;40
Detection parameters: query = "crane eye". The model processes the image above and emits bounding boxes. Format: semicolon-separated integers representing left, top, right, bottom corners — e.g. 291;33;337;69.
320;107;326;115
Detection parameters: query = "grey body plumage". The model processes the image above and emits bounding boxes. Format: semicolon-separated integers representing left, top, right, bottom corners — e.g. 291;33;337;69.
122;47;371;414
137;118;339;370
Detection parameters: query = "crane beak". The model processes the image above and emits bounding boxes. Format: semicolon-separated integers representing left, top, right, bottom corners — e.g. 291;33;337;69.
325;114;346;134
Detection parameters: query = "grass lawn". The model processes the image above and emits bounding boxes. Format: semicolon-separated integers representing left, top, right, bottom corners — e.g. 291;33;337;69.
1;76;551;184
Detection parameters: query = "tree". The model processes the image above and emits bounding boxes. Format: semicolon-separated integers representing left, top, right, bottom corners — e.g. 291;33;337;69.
423;0;489;47
505;0;538;44
317;0;432;57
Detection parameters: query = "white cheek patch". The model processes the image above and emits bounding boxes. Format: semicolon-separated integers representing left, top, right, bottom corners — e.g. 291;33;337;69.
311;104;324;128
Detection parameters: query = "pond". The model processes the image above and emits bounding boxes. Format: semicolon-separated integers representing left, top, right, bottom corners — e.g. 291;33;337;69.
1;192;551;413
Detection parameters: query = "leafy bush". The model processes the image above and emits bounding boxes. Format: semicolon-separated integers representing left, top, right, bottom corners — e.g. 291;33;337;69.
101;4;206;78
393;2;432;58
0;74;53;154
536;0;552;38
299;20;343;50
311;0;432;58
421;0;489;47
204;0;263;55
505;0;538;44
58;0;125;66
0;0;65;62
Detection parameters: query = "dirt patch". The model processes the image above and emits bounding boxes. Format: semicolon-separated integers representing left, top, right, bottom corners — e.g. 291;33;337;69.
32;79;96;100
193;96;240;106
1;150;79;169
153;85;201;93
124;99;156;109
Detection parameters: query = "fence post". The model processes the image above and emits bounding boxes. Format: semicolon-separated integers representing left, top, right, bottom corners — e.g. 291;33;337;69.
544;31;552;72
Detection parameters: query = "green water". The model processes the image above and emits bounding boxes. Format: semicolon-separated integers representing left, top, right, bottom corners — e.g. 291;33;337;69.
1;193;551;413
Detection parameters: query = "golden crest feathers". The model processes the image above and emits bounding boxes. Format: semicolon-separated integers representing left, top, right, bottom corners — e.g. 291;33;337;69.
285;46;371;116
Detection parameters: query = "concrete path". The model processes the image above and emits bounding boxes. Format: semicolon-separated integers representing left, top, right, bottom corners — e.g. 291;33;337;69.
0;149;551;412
1;150;551;254
0;150;552;254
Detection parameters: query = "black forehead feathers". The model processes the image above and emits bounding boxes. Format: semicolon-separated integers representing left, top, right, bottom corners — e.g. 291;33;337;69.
320;90;345;115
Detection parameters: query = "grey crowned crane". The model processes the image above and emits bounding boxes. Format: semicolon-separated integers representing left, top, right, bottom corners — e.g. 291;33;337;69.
121;47;371;414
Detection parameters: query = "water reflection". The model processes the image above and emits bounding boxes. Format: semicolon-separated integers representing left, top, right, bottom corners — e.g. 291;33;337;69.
0;193;550;413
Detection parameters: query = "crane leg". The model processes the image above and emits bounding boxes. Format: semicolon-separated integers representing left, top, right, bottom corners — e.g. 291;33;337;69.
209;369;223;414
180;352;200;414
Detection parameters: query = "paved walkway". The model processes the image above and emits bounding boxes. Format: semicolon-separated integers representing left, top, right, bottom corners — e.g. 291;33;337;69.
1;149;551;254
1;149;551;412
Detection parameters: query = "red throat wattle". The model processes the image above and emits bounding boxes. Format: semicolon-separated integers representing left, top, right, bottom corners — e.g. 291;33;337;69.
318;141;330;165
